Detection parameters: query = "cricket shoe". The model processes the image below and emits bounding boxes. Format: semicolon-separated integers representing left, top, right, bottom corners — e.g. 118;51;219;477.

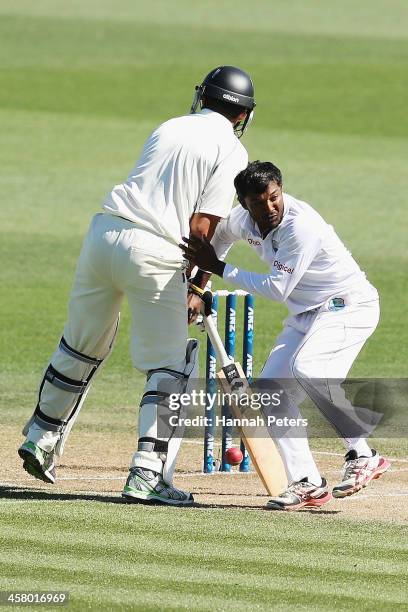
332;449;390;499
18;440;56;484
266;478;332;511
122;467;194;506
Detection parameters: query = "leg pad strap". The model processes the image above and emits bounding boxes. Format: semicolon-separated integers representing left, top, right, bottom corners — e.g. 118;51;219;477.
147;368;186;382
138;437;168;453
140;391;170;408
59;336;102;366
45;364;87;394
34;408;66;433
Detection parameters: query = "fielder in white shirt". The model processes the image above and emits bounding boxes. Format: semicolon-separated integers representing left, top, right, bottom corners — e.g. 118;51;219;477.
18;66;255;506
181;160;390;511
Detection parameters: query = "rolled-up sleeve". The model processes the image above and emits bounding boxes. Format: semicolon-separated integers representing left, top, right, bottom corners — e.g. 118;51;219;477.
197;147;248;219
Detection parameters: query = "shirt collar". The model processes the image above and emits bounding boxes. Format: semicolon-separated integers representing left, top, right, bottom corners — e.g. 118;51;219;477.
198;108;234;130
281;193;291;221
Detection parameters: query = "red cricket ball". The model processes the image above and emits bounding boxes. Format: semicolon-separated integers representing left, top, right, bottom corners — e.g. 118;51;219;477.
225;446;243;466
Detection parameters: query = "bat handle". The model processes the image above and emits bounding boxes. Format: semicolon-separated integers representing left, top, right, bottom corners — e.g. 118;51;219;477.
204;311;231;368
201;290;213;317
189;284;213;316
189;285;231;368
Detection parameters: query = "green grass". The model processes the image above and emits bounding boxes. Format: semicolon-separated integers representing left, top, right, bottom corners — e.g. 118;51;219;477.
0;502;407;611
1;1;407;609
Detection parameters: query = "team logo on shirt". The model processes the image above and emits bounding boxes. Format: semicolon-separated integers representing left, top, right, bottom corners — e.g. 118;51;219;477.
273;260;294;274
248;238;261;246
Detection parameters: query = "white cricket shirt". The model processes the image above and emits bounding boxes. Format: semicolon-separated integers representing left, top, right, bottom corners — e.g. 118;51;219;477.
103;109;248;260
212;194;378;315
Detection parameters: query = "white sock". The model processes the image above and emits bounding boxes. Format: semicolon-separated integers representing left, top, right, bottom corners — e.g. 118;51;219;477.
347;438;372;457
27;423;59;453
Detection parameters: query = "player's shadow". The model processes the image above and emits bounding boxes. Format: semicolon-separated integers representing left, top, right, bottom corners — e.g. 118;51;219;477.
0;486;340;513
193;499;340;514
192;491;341;513
59;463;126;472
0;485;123;504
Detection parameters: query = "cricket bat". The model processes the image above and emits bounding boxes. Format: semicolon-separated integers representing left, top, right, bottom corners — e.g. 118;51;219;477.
198;289;288;496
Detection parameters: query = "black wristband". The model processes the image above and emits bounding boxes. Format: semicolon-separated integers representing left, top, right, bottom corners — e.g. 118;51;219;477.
214;260;226;277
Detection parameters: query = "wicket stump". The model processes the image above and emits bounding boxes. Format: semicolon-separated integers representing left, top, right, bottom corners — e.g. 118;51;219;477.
203;290;254;473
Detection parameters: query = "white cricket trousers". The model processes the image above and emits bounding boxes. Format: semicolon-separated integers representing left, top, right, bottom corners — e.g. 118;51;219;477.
27;213;189;453
260;294;380;486
65;213;188;371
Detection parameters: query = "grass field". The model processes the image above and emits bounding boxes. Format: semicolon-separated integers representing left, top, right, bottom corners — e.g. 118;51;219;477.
1;1;407;609
1;500;407;610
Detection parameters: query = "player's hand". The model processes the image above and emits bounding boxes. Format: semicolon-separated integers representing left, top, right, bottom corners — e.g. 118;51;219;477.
187;291;203;325
180;235;225;277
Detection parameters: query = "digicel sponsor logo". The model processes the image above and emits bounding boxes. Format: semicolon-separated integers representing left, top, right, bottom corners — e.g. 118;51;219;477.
248;238;261;246
274;260;294;274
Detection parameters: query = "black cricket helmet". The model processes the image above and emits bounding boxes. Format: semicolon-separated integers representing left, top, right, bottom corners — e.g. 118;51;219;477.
190;65;255;138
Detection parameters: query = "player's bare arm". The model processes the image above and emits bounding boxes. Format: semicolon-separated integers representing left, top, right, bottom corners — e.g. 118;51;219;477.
181;233;225;278
187;212;222;323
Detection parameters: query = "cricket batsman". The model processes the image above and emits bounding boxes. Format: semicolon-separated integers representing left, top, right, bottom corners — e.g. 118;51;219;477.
18;66;255;506
181;160;391;511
